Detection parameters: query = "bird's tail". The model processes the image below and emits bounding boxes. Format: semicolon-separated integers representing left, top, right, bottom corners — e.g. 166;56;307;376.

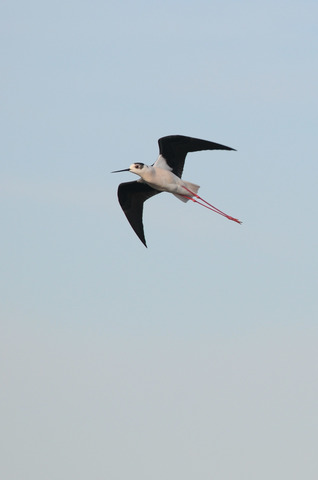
173;181;200;203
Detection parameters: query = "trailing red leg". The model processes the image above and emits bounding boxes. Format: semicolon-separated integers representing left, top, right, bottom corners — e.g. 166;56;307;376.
182;186;242;224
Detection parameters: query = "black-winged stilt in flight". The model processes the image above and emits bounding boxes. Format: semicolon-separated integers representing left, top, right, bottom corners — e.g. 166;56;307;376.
112;135;241;247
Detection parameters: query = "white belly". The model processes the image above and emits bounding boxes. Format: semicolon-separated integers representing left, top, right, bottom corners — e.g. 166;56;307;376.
139;166;200;201
142;168;185;193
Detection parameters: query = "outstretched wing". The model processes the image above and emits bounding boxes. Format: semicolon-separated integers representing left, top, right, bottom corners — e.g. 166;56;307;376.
157;135;236;178
117;181;160;247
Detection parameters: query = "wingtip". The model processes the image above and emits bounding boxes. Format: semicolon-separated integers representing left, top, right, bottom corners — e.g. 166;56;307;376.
139;236;147;248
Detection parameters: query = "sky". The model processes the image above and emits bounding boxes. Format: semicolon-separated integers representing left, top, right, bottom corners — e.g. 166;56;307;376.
1;0;318;478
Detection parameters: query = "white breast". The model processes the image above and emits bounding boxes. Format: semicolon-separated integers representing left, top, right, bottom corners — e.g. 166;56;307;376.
142;167;183;193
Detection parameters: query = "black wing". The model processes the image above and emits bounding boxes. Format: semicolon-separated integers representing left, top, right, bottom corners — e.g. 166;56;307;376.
117;181;160;247
158;135;236;178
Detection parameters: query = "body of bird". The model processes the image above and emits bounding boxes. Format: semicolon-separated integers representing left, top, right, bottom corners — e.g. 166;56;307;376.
129;163;200;201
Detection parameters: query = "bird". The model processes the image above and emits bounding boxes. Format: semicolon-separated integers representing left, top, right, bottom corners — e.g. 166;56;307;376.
112;135;241;247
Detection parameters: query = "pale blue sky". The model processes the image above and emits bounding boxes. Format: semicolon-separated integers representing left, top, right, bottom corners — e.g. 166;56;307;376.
1;1;318;479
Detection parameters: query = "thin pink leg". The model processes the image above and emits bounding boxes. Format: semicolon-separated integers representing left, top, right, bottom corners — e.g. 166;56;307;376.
182;187;242;224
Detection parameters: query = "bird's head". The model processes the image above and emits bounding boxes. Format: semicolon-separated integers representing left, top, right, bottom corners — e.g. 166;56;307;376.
112;163;146;176
129;163;146;174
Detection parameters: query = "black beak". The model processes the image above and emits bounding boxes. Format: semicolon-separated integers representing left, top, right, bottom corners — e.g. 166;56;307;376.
111;168;130;173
